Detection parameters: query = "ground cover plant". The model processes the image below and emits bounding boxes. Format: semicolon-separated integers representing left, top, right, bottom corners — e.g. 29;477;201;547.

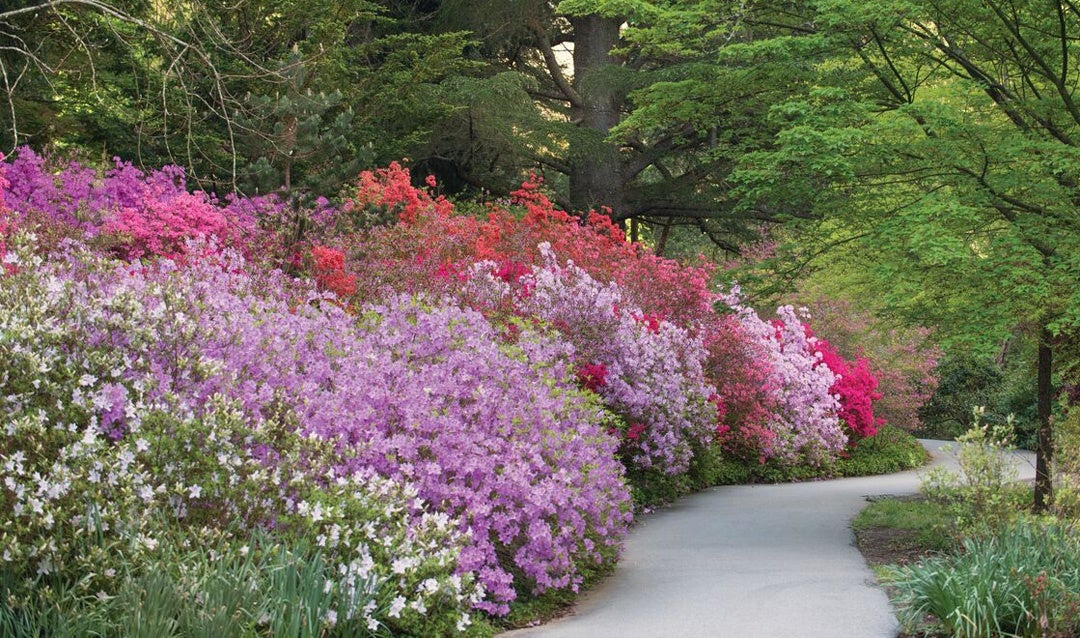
0;149;910;632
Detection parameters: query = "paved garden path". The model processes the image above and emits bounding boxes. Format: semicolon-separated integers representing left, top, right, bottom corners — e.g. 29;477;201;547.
503;441;1037;638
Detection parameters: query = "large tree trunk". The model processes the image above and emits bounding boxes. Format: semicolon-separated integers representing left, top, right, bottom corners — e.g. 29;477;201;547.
1034;327;1054;512
568;14;625;220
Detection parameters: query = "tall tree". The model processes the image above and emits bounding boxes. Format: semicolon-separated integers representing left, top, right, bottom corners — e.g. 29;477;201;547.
397;0;802;252
729;0;1080;509
0;0;476;197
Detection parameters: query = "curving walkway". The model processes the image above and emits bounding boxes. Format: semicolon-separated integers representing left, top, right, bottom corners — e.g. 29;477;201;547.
503;441;1036;638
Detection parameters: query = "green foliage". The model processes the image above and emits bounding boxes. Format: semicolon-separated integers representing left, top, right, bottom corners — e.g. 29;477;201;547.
237;57;367;196
888;518;1080;638
1;525;496;637
921;414;1027;535
727;425;927;483
703;458;753;486
919;355;1006;440
834;425;929;477
1054;405;1080;521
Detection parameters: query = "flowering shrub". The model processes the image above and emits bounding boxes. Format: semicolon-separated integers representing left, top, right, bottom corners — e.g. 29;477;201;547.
722;290;845;464
0;233;630;618
0;147;280;261
345;161;453;225
796;294;938;432
702;315;780;463
0;234;492;631
502;245;717;477
311;244;357;298
0;236;480;634
329;166;725;485
0;149;905;628
343;295;630;612
103;189;252;261
332;166;715;330
812;332;883;439
322;163;868;471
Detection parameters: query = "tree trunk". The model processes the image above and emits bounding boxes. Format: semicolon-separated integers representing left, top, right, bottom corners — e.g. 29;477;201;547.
1034;326;1054;512
655;221;671;256
568;14;625;220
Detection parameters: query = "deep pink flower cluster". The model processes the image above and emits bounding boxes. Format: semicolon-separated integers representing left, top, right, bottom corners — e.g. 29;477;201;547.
811;331;883;439
795;295;938;431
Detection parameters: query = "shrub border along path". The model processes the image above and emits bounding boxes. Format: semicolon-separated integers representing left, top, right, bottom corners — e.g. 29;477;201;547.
503;441;1036;638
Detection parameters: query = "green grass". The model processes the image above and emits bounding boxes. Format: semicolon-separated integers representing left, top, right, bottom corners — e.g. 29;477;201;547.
854;498;952;531
853;497;955;552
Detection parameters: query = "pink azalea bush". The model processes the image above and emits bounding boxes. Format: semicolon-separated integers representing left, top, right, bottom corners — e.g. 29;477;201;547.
0;147;278;260
722;290;846;465
811;331;883;439
800;295;938;432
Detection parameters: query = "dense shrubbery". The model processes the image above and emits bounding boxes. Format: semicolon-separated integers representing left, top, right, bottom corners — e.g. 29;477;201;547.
0;149;901;630
328;164;881;469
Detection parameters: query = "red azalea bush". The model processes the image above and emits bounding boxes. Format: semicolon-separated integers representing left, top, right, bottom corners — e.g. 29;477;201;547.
330;166;715;329
310;245;357;298
703;315;780;463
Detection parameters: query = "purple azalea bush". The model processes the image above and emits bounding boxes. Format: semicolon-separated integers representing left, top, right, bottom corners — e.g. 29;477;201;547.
504;245;717;476
0;232;630;617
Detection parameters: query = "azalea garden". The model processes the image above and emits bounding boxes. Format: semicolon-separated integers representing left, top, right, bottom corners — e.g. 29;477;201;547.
0;148;936;635
6;0;1080;636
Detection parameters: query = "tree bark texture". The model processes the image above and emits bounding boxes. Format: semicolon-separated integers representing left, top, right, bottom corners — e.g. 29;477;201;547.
568;14;626;219
1035;326;1054;512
